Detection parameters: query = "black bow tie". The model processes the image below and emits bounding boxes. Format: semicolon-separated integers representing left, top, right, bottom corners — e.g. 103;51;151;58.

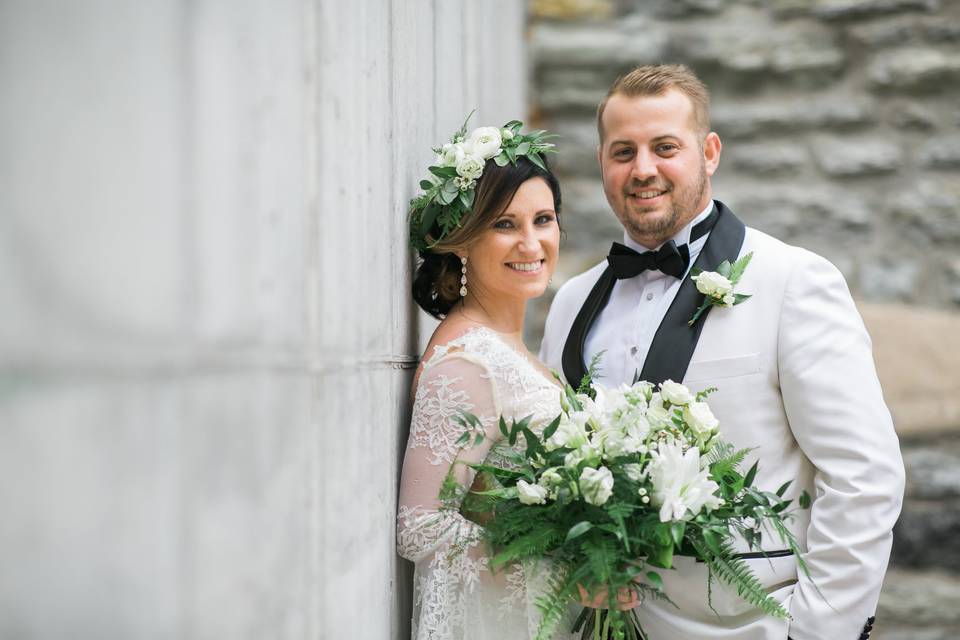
606;240;690;280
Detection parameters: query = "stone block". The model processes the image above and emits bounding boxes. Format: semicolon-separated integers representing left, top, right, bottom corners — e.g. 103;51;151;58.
813;0;938;21
530;0;616;20
878;568;960;627
918;134;960;168
712;98;874;138
553;177;625;251
848;16;918;47
887;178;960;243
813;138;902;176
890;101;940;129
859;259;920;301
530;21;667;68
724;143;808;175
870;47;960;91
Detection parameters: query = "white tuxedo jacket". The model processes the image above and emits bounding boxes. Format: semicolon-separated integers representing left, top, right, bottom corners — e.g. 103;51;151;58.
540;203;904;640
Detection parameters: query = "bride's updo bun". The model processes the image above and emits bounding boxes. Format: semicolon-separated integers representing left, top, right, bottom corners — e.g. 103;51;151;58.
411;155;561;319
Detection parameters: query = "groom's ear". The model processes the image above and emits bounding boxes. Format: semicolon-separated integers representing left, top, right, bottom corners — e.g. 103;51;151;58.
703;132;722;177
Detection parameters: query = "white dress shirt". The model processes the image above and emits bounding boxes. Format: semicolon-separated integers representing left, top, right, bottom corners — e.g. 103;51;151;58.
584;201;715;386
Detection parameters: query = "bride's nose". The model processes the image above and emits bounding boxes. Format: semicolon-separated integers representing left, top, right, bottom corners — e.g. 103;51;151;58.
516;226;541;254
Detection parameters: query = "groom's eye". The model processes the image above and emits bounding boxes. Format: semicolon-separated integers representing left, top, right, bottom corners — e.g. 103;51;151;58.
656;143;678;154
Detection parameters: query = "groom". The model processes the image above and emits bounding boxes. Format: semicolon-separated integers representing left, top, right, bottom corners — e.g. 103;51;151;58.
540;65;905;640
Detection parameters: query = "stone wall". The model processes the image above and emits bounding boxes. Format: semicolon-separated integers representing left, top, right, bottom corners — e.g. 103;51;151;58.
527;0;960;323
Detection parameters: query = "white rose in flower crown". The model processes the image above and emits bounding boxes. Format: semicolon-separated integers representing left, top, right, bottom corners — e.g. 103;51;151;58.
660;380;695;406
456;153;486;180
467;126;503;160
437;142;465;168
693;271;733;298
501;127;515;141
683;401;719;440
579;466;614;506
517;479;548;505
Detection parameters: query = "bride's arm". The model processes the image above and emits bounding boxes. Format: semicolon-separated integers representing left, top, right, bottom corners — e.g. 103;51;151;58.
396;353;503;564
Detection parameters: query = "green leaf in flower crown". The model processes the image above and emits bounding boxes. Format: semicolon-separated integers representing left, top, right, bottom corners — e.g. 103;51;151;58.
565;520;593;542
527;152;546;171
419;179;435;191
493;152;510;167
458;189;472;210
503;119;522;130
515;141;530;155
419;201;440;238
728;251;754;284
505;145;517;164
429;165;458;178
743;461;759;488
437;180;459;205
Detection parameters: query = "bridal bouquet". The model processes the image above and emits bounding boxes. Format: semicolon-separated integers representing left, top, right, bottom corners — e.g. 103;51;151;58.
444;367;810;640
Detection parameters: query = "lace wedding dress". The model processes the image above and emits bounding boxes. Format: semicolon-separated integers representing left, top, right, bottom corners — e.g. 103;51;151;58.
397;326;580;640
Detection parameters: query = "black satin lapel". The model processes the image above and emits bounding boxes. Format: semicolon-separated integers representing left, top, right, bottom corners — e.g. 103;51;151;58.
561;267;617;386
639;202;746;386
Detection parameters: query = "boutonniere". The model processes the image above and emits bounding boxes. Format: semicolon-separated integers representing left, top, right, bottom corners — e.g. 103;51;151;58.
688;252;754;325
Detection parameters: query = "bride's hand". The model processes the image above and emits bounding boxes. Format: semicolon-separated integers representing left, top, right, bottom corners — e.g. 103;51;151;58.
577;584;641;611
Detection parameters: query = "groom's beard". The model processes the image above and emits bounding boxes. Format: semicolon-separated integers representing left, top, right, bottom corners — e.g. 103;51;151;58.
621;159;708;244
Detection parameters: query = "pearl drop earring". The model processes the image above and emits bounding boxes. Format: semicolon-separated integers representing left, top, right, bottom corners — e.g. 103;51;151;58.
460;256;468;297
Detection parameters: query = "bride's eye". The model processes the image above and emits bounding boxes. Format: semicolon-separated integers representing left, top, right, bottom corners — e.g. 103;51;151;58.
493;219;513;229
535;214;555;225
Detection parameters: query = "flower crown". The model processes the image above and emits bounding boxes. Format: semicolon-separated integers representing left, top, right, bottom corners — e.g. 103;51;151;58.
408;112;557;252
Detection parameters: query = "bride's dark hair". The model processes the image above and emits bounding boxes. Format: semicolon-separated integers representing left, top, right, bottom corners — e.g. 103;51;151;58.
412;155;561;319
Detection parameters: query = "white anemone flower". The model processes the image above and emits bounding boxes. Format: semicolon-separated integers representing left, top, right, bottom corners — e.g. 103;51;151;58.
648;440;722;522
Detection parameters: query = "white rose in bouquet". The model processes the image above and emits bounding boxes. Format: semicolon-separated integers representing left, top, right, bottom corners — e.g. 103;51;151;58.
683;401;719;440
466;126;503;159
538;467;563;492
648;440;722;522
580;466;615;506
660;380;695;406
646;392;672;427
517;479;548;505
693;270;733;298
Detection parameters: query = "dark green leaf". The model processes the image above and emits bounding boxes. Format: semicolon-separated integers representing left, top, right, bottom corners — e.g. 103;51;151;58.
527;151;546;171
669;521;686;546
455;431;471;446
473;432;484;446
542;415;562;441
499;416;509;438
566;521;593;542
744;461;759;488
799;490;812;509
428;165;458;178
702;528;724;556
733;293;752;305
419;179;435;191
646;571;664;591
776;480;792;497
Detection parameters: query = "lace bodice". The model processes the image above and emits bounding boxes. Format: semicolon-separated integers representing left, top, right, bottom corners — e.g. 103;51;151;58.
397;326;576;639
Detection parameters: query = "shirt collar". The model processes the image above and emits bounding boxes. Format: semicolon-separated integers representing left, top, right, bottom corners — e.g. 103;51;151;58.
622;200;716;254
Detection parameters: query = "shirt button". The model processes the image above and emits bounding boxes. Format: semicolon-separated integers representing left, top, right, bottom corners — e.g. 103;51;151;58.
630;346;638;356
646;293;654;301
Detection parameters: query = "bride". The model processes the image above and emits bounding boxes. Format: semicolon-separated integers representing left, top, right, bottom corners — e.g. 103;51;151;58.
396;120;582;639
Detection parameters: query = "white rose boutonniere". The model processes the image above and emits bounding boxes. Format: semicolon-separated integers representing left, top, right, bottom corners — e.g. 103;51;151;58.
689;251;754;325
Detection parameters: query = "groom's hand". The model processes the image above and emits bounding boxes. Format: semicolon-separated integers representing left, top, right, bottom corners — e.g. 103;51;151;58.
576;584;641;611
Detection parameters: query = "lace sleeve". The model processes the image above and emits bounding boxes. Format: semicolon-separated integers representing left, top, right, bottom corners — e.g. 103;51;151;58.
397;352;502;562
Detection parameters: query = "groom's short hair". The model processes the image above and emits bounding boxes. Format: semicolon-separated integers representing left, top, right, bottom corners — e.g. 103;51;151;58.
597;64;711;141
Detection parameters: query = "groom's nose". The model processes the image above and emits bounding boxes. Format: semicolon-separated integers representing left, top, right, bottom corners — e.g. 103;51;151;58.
629;151;659;182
